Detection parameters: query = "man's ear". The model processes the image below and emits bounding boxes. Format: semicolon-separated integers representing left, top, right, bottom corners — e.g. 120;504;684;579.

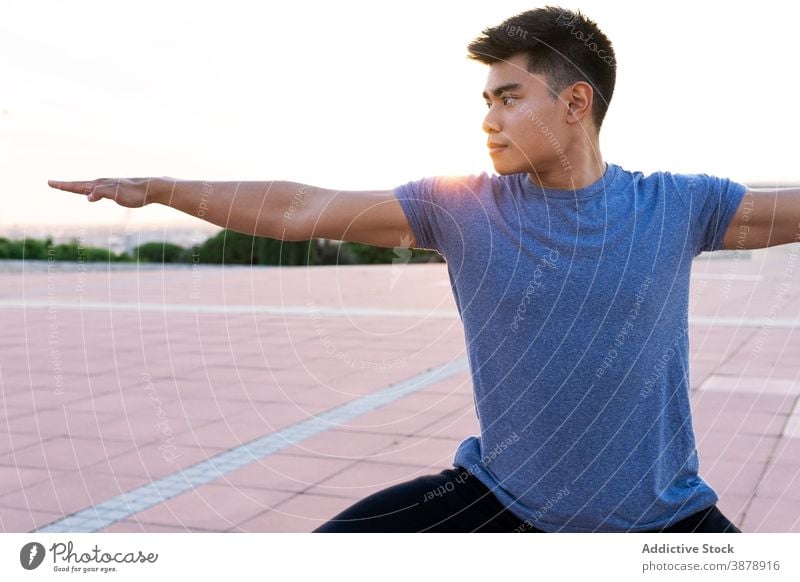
564;81;594;125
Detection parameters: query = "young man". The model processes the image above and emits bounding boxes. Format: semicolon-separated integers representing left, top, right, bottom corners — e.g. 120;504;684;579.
49;7;792;532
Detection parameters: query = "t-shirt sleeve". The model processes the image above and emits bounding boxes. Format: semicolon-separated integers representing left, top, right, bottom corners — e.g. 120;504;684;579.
393;174;486;256
678;173;748;255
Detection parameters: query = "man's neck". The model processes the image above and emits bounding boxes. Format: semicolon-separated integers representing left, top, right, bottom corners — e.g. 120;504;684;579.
526;155;606;190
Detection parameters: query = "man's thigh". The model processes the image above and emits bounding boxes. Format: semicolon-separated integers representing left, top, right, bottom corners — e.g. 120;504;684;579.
313;467;531;533
654;505;742;533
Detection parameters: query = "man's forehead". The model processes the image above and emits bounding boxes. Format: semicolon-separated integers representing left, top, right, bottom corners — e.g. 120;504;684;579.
483;59;548;94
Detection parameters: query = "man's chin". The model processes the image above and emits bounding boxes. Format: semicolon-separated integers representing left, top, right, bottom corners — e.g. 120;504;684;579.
491;160;532;176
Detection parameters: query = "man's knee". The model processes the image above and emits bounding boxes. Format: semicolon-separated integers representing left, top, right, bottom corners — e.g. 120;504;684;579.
311;471;459;532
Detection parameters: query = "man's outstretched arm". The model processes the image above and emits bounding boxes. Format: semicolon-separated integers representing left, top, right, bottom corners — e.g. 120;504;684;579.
47;177;416;249
723;187;800;250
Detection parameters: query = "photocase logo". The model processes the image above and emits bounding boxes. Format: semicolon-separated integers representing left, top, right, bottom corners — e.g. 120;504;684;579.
389;234;413;291
19;542;46;570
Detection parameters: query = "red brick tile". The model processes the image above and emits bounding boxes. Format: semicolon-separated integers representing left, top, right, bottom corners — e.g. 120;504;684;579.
368;435;459;468
83;443;225;480
3;408;117;439
389;390;474;415
219;452;356;493
0;435;133;472
2;385;89;408
0;431;43;456
754;462;800;501
783;413;800;439
772;437;800;464
414;411;481;439
692;408;787;437
98;519;213;533
223;402;313;429
0;471;146;516
0;465;56;496
701;458;768;497
96;413;213;446
342;407;451;436
130;483;294;530
0;506;62;533
714;358;800;380
418;374;474;395
691;390;796;415
715;492;751;524
743;497;800;532
165;396;254;421
310;460;433;499
232;493;355;532
697;375;800;397
696;432;778;464
280;428;401;461
278;386;356;409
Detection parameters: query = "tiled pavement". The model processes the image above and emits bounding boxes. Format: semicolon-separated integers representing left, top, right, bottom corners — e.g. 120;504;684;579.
0;247;799;533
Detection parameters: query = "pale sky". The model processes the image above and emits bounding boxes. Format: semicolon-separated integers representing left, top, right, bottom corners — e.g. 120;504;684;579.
2;0;798;229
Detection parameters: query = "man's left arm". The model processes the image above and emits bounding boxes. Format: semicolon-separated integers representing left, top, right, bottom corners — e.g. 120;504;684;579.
722;188;800;250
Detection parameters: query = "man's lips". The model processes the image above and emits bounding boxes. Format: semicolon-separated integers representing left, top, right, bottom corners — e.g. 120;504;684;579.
488;143;508;155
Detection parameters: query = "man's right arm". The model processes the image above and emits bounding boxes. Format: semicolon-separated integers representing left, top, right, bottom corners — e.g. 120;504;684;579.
48;177;417;249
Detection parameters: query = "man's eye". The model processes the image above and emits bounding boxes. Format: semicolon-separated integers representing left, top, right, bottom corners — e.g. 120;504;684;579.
485;96;516;108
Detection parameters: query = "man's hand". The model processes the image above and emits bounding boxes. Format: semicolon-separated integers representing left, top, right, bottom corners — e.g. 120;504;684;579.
47;177;162;208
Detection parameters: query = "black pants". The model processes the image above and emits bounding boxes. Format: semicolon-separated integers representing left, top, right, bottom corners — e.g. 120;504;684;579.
313;467;742;533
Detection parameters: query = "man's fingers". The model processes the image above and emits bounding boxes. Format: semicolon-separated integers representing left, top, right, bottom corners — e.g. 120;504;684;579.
47;180;97;194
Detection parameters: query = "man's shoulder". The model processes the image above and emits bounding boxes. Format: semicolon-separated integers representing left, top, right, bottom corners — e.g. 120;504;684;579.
615;163;705;185
431;171;495;191
394;171;495;198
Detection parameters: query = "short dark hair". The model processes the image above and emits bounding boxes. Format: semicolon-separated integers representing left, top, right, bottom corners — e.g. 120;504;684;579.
467;6;616;129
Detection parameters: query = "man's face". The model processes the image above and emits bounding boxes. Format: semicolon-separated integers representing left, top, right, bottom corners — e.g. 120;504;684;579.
482;53;569;175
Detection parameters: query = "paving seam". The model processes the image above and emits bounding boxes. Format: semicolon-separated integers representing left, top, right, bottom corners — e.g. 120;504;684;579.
4;300;800;328
33;357;469;533
0;300;458;319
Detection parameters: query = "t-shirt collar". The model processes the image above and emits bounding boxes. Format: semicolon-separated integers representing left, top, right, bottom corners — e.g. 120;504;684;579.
520;162;618;200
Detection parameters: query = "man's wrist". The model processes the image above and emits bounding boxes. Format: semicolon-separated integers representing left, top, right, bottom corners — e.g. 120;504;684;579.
148;177;174;206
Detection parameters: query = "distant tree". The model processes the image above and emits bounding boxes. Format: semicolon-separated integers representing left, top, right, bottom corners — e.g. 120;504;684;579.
8;238;49;260
0;237;11;259
0;233;443;265
338;241;444;264
255;236;317;266
194;230;318;265
132;241;187;263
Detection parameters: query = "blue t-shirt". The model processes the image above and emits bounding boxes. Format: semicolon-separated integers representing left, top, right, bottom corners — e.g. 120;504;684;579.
393;162;747;532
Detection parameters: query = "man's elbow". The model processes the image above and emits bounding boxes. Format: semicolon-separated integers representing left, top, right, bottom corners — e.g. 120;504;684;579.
270;217;315;242
259;200;315;241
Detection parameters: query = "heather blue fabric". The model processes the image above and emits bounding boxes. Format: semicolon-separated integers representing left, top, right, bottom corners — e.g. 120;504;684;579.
393;162;747;532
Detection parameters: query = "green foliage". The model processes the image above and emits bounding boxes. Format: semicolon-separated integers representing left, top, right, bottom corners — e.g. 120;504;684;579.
132;241;187;263
193;230;318;265
0;233;443;265
0;237;11;259
315;240;355;265
50;241;125;262
50;242;83;261
340;242;396;264
194;230;256;264
338;241;443;264
0;237;130;262
255;236;318;266
0;237;50;260
17;238;48;260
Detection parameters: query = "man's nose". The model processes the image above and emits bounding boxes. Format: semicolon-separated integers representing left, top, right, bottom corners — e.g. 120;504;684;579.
482;108;501;134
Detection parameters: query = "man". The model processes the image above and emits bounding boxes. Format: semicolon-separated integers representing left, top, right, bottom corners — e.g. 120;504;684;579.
49;7;788;532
